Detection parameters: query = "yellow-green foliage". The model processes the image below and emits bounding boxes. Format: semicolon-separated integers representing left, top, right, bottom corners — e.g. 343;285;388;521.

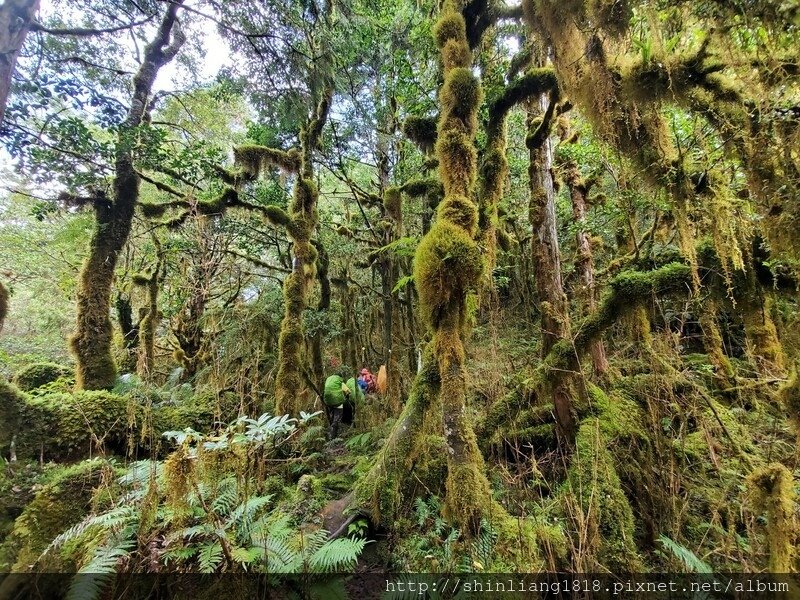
414;221;483;329
13;363;71;392
746;463;796;572
0;459;111;572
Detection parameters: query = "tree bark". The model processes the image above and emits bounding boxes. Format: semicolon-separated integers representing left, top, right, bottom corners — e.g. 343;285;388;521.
0;0;39;125
564;162;608;376
527;94;576;442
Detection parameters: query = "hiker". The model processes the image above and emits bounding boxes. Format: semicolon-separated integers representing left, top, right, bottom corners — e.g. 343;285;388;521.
323;369;361;439
357;368;376;394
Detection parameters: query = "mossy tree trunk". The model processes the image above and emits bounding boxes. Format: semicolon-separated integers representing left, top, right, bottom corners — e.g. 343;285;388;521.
564;161;608;377
411;0;493;532
527;92;576;442
273;94;332;415
71;2;185;390
0;0;39;125
136;235;165;380
233;90;334;415
310;238;330;399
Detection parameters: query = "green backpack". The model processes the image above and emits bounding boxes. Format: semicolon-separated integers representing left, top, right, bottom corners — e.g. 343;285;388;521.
323;375;347;407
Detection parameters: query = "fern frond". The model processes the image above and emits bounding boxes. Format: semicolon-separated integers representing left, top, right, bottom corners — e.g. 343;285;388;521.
47;506;136;554
658;535;713;573
211;477;239;517
308;537;366;573
198;541;224;573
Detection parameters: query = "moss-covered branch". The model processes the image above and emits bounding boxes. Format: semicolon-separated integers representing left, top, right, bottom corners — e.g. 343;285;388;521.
488;67;558;134
233;145;301;177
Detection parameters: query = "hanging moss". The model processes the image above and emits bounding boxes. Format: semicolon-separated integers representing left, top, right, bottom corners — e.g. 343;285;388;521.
403;116;438;153
139;202;168;218
164;445;194;524
13;363;71;392
587;0;633;36
197;187;238;216
383;186;402;221
233;144;301;176
562;417;642;572
746;463;796;572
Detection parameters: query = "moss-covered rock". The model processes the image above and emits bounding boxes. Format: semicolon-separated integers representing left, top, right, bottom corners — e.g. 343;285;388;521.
13;363;72;392
0;459;112;572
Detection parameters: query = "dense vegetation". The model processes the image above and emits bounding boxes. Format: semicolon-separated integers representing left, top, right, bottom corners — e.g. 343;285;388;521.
0;0;799;595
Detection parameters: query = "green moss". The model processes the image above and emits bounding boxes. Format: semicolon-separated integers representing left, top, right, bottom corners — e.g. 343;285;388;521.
413;221;484;329
262;204;292;228
433;11;467;48
197;188;237;216
588;0;632;36
442;38;472;71
139;202;168;218
780;365;800;425
436;129;478;197
13;363;71;392
164;445;194;524
746;463;795;572
437;194;478;235
563;418;642;572
490;68;558;125
440;68;482;129
0;459;111;572
383;186;402;221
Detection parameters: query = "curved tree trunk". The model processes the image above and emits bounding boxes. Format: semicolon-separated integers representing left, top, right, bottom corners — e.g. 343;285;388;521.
71;2;185;390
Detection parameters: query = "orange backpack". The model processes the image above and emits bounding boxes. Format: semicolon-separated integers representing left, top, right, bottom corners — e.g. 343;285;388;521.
376;364;388;395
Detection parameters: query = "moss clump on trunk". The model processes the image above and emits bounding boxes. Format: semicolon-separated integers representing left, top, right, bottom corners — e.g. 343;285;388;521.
746;463;796;572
